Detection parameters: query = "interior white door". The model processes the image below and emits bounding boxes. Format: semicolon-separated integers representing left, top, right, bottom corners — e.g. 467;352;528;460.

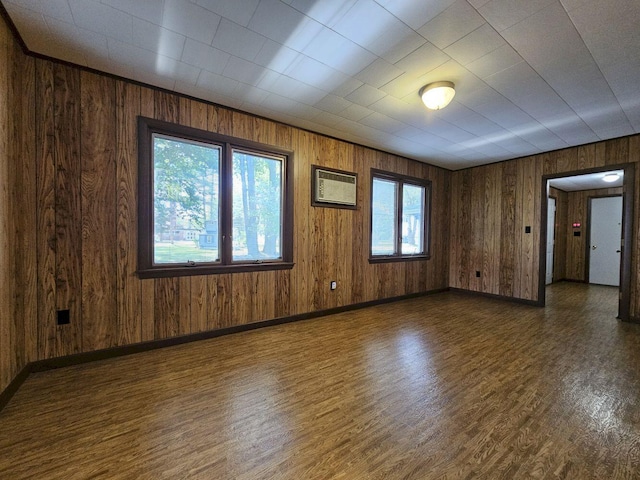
546;197;556;285
589;196;622;286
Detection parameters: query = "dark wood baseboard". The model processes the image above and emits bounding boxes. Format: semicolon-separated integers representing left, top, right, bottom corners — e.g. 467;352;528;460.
449;288;542;307
0;365;30;412
2;288;449;412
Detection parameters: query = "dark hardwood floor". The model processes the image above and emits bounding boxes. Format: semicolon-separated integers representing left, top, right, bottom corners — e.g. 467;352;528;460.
1;283;639;479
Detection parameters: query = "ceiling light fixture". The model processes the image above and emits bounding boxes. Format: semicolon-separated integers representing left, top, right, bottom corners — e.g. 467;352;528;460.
602;172;620;183
420;81;456;110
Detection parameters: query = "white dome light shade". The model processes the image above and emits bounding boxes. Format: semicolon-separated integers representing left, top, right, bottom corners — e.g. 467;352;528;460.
420;81;456;110
602;173;620;183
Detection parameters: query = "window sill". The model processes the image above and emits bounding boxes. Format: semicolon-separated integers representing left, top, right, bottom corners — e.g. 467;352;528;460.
368;255;431;264
137;261;295;279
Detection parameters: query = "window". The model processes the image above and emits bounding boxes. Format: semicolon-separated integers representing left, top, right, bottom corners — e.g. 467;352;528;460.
138;117;293;278
370;169;431;261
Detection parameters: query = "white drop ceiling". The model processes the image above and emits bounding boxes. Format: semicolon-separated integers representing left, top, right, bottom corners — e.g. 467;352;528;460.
2;0;639;170
548;170;624;192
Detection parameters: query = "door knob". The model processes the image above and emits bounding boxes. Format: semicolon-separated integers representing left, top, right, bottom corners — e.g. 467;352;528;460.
592;245;597;250
616;250;621;253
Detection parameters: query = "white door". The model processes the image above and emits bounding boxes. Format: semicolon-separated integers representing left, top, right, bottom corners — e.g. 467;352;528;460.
589;196;622;286
546;197;556;285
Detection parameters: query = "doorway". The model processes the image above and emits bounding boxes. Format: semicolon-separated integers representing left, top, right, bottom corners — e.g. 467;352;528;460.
540;164;634;320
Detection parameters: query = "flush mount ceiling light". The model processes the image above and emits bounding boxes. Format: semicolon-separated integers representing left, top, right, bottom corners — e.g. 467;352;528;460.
602;172;621;183
419;81;456;110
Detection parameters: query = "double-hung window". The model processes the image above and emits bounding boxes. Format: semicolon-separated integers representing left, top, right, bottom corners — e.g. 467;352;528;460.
137;117;293;278
370;169;431;261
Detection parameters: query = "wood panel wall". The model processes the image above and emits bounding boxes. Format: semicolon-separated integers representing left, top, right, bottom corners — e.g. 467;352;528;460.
450;141;640;318
548;187;567;282
563;187;623;282
2;35;450;383
0;16;36;394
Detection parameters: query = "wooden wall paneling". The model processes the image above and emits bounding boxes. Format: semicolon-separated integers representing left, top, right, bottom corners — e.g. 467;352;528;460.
577;144;597;170
152;91;191;338
556;147;578;173
605;137;629;166
628;136;640;318
140;87;156;342
275;269;291;319
352;146;369;302
542;153;556;175
0;18;15;390
80;72;118;351
566;191;587;281
336;142;354;306
231;272;252;325
434;166;450;290
12;43;36;363
549;187;568;282
35;60;59;359
154;277;185;338
448;171;461;289
530;157;543;300
483;163;502;295
185;98;209;334
593;142;607;168
469;168;485;291
215;106;233;136
115;80;142;346
208;274;232;330
513;160;527;298
291;130;311;314
499;161;517;297
457;170;472;290
53;63;82;354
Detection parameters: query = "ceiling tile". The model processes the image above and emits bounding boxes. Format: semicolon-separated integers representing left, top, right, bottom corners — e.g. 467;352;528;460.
212;19;266;61
465;44;523;79
288;0;358;25
478;0;554;31
376;0;457;30
195;0;261;27
355;58;404;88
253;39;299;73
302;27;377;76
360;112;407;134
332;0;417;58
132;18;186;61
5;0;73;23
444;23;504;65
161;0;221;45
340;103;374;121
345;84;387;107
197;70;240;96
68;0;134;43
418;0;485;49
314;94;352;114
283;55;351;92
181;38;230;75
101;0;165;24
394;41;451;76
222;56;269;85
248;0;320;47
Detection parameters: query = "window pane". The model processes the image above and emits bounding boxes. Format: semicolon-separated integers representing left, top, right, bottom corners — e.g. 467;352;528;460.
372;178;397;255
153;134;220;264
232;150;283;261
401;184;425;254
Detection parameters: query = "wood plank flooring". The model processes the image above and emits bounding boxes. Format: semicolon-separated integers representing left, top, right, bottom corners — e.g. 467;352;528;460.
1;283;639;479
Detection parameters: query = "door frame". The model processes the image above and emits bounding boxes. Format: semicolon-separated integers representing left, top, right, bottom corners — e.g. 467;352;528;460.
546;196;556;285
586;194;623;285
539;163;635;321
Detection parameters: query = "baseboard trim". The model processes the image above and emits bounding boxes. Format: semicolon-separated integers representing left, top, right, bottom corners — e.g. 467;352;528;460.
0;365;30;412
2;287;449;412
449;288;542;307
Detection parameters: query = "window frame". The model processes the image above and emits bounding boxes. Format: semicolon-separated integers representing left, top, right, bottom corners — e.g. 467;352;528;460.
137;116;294;279
369;168;431;263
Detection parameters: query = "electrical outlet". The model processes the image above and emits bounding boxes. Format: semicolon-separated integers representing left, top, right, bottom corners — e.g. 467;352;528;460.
57;309;70;325
476;271;481;278
330;281;337;290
